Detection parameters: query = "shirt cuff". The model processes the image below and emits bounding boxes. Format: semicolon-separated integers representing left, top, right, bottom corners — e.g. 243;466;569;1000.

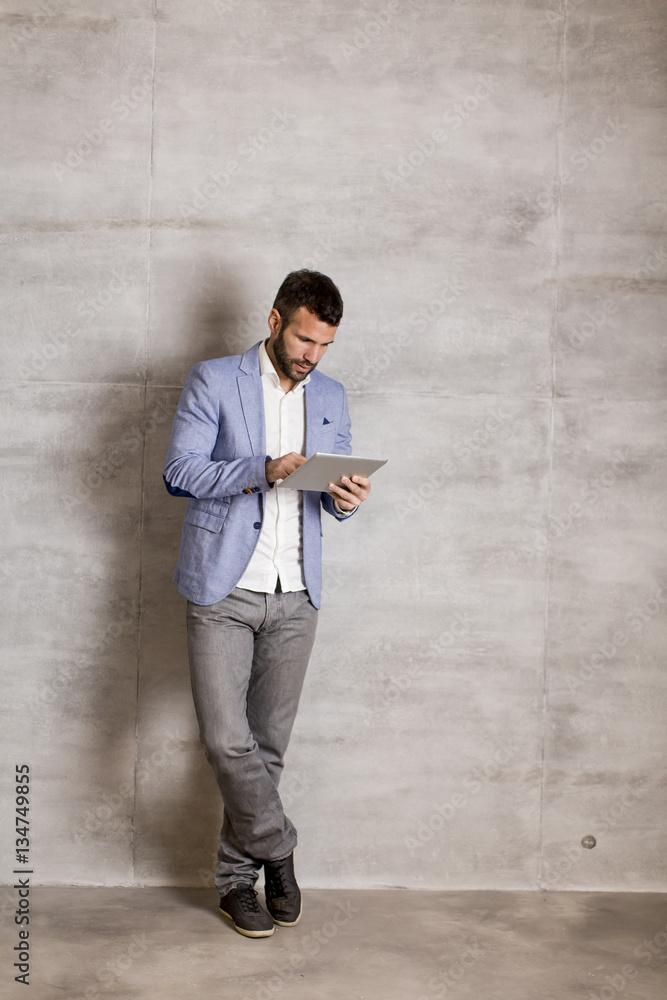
333;500;355;517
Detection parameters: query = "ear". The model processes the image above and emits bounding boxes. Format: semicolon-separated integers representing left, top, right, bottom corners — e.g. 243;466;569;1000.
268;308;282;338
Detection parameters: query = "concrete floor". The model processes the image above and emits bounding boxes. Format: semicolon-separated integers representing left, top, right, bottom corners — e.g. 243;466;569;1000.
20;888;667;999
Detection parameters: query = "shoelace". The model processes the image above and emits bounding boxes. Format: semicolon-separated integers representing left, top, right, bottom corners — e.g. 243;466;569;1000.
234;885;262;914
265;862;291;899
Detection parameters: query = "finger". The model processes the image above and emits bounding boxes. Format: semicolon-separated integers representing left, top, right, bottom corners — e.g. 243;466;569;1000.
328;483;359;507
329;492;357;510
330;495;356;508
286;454;308;475
340;476;363;496
340;477;368;502
351;475;371;492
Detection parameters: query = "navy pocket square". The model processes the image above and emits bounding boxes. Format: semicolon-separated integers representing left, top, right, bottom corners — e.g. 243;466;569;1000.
323;417;331;425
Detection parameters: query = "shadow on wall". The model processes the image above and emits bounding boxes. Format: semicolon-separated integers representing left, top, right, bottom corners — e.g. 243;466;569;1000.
173;262;270;381
133;270;264;887
60;266;267;886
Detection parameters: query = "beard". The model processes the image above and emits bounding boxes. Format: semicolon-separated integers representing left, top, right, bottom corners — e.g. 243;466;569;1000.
271;329;316;382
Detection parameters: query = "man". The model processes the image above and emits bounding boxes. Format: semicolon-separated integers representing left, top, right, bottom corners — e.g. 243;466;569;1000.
163;270;370;938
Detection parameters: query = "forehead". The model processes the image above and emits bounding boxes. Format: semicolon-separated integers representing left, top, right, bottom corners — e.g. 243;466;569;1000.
287;306;337;344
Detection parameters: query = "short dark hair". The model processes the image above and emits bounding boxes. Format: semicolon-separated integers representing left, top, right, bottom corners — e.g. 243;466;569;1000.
272;269;343;330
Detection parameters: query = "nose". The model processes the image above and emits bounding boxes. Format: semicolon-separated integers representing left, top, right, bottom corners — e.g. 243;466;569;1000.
303;344;325;365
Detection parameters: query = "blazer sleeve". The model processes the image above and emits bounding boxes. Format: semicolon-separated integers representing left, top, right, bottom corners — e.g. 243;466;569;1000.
321;383;358;520
163;362;270;499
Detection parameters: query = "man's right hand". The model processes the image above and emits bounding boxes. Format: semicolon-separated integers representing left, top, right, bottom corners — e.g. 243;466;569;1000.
265;452;307;484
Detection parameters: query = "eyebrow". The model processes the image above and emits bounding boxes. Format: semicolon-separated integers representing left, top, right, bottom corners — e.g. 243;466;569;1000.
296;333;335;346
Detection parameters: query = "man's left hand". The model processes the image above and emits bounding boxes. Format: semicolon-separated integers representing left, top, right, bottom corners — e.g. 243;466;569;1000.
328;475;371;511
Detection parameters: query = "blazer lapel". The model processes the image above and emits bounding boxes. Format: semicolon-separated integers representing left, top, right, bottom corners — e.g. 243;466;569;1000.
305;378;325;457
237;343;265;456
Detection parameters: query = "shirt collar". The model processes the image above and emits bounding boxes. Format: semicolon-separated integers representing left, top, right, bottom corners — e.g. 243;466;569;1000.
259;339;311;393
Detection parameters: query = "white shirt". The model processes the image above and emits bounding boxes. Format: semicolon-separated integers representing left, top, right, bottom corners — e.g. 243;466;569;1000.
236;340;310;594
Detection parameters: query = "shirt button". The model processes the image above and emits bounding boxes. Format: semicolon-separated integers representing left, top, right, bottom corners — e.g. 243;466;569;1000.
253;522;261;529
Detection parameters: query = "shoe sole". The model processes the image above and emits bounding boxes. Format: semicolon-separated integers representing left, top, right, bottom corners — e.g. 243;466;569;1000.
269;898;303;927
219;907;275;938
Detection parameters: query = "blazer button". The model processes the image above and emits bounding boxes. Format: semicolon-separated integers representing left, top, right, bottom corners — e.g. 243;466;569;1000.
253;522;261;529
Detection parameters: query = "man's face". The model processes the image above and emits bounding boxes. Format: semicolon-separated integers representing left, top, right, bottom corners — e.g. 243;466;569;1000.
267;305;337;384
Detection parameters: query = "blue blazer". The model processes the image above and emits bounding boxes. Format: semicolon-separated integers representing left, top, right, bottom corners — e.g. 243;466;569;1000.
163;341;354;608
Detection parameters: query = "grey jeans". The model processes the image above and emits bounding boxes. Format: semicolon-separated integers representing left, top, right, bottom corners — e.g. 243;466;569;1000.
187;587;318;892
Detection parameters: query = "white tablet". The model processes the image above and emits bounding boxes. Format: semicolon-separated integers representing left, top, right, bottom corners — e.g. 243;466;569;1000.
276;453;388;492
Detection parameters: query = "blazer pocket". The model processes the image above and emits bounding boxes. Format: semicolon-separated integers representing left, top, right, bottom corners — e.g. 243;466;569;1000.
318;425;337;450
185;500;231;533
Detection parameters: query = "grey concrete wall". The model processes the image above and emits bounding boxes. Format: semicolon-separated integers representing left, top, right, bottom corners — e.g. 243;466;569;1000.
1;0;665;890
